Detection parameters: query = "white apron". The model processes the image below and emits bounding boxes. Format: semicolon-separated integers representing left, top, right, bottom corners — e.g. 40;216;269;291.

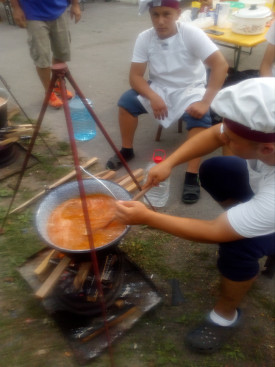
137;24;207;128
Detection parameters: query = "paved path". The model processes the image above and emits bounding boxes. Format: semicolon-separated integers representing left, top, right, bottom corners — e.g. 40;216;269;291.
0;0;266;219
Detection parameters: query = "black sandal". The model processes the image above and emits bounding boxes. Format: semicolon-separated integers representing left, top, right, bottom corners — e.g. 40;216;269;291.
106;152;134;171
182;183;200;204
185;310;241;354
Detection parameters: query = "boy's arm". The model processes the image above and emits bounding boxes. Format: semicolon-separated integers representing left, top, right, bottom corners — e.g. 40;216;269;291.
115;201;243;243
129;62;168;120
10;0;26;28
144;123;224;187
260;43;275;77
186;50;228;118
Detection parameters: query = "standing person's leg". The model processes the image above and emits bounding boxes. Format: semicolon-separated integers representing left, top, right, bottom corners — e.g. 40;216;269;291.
50;12;73;100
106;89;147;170
36;66;52;93
26;20;63;108
181;111;212;204
26;20;51;92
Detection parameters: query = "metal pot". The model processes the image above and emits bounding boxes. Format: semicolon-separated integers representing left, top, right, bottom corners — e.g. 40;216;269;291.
35;179;131;255
231;5;271;35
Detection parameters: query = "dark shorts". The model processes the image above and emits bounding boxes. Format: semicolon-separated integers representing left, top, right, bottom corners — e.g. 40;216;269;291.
199;156;275;281
118;89;212;130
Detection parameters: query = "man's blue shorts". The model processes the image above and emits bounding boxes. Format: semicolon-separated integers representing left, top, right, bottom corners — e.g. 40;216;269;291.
118;89;212;130
199;156;275;282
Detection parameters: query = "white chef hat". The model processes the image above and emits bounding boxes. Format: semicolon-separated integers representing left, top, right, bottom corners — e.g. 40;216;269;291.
139;0;180;15
211;77;275;143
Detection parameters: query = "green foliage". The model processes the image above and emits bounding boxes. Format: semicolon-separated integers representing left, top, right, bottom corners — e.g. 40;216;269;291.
223;344;246;361
0;187;13;197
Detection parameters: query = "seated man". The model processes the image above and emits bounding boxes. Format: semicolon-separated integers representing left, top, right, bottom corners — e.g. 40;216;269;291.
260;20;275;77
106;0;228;204
115;78;275;353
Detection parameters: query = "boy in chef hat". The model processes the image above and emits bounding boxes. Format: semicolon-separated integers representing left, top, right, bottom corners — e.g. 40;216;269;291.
115;77;275;353
106;0;228;204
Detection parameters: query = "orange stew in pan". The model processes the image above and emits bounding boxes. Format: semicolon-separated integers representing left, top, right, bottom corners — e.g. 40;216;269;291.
47;194;126;251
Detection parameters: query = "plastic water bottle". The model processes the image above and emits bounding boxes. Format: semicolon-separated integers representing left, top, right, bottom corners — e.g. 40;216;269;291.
144;149;170;208
69;95;96;141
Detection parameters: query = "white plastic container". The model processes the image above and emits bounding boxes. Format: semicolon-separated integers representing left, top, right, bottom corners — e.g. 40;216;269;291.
242;0;266;7
216;3;231;28
144;149;170;208
231;5;271;34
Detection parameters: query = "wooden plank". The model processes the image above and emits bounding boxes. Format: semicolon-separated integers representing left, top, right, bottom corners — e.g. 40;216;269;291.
81;306;140;342
124;175;144;192
114;168;144;184
95;170;116;180
10;157;98;214
73;262;91;291
0;137;19;146
7;106;21;120
34;249;57;275
35;256;71;299
116;168;144;187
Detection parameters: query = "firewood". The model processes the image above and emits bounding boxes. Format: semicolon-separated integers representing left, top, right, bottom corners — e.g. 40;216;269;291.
116;168;144;187
73;262;91;291
34;249;57;275
10;157;98;214
35;256;71;298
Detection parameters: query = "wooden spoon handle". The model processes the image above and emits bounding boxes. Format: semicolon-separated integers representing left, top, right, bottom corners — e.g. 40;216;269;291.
132;186;151;201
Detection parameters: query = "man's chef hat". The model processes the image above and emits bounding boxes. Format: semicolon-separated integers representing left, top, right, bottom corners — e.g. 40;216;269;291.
139;0;180;15
211;77;275;143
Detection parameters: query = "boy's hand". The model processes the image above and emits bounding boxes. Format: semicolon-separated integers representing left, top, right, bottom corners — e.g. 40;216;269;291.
149;94;168;120
143;160;172;189
115;201;151;225
185;100;210;119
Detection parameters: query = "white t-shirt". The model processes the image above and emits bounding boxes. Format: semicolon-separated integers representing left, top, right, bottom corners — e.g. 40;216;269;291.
227;160;275;238
132;22;218;127
265;21;275;77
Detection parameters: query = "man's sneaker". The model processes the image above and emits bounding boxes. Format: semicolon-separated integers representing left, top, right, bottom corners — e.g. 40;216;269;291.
53;81;73;100
49;92;63;109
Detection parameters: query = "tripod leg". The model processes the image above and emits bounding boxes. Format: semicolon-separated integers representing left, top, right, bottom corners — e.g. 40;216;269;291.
62;66;154;208
0;72;58;232
55;67;115;364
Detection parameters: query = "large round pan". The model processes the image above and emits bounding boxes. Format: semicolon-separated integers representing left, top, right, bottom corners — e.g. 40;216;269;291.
35;179;131;254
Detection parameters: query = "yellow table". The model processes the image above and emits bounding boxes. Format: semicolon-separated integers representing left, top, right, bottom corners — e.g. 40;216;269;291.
205;26;268;71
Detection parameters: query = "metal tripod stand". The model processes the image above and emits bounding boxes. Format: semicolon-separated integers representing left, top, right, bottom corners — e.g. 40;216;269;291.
2;62;150;366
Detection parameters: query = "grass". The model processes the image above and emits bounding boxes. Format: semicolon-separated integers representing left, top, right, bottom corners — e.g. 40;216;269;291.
0;127;274;367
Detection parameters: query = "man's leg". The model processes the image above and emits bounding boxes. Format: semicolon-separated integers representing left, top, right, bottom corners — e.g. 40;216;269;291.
214;275;257;320
50;13;73;100
182;111;212;204
106;89;147;170
185;127;205;174
36;66;51;92
185;233;274;353
119;107;138;148
185;156;275;353
26;20;63;108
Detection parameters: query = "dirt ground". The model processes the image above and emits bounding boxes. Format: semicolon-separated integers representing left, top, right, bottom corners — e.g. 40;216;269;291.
0;1;274;365
0;135;274;367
